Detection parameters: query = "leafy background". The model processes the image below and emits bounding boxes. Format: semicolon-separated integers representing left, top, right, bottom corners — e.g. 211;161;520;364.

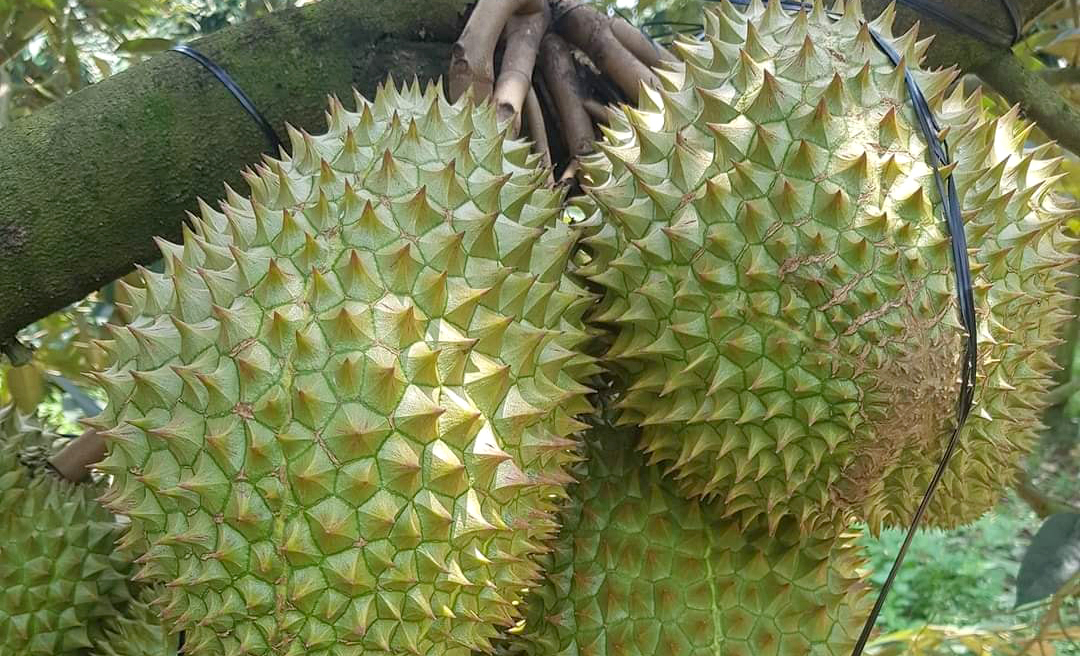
1;0;1077;653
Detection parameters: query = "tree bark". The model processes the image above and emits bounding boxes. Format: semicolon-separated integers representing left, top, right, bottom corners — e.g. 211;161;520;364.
861;0;1080;153
1;0;1077;344
975;54;1080;154
0;0;464;343
862;0;1058;70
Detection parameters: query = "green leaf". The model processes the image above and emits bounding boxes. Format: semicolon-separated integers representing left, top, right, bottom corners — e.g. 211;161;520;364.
1015;512;1080;607
116;37;174;53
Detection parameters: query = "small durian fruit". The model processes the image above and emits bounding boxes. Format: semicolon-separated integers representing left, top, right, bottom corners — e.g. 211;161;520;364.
86;79;597;656
507;423;872;656
92;588;179;656
0;404;132;655
578;0;1076;534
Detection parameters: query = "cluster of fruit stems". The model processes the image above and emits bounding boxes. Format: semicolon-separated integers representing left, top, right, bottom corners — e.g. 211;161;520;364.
449;0;675;183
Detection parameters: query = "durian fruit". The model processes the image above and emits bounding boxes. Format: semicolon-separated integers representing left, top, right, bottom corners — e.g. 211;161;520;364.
87;79;596;656
92;588;179;656
508;422;871;656
0;404;133;655
577;0;1076;533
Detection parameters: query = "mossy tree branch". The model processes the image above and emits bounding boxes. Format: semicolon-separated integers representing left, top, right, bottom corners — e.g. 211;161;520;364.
974;54;1080;154
0;0;465;344
1040;66;1080;86
864;0;1080;154
4;0;1080;348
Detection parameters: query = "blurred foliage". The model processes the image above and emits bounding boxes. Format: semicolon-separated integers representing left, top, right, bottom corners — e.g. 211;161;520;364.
1;0;1078;652
859;495;1080;655
0;0;301;122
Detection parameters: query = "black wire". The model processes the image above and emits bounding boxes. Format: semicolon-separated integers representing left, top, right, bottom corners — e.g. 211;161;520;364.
169;44;283;154
719;2;979;655
848;26;980;656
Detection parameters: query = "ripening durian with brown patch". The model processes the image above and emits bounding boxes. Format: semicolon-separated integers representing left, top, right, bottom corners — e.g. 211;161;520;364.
84;79;597;656
576;0;1076;535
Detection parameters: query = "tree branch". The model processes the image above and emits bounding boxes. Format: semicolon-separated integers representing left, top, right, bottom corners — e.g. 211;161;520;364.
0;0;465;344
1040;66;1080;86
975;54;1080;154
1014;472;1078;518
862;0;1060;70
862;0;1080;154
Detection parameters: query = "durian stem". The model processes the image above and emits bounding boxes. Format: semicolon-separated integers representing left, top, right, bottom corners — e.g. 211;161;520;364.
582;97;611;124
492;1;550;132
608;15;676;67
48;429;106;482
551;0;658;102
538;32;594;159
449;0;543;102
0;0;460;343
974;53;1080;155
523;85;553;175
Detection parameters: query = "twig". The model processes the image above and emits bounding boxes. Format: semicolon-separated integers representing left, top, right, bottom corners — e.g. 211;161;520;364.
1046;378;1080;406
1019;574;1080;655
539;32;595;159
552;0;658;102
493;2;549;132
1013;473;1077;518
449;0;543;101
48;429;106;482
523;85;553;176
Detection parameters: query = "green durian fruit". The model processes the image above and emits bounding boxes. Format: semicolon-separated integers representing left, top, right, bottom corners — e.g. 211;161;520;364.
0;404;132;655
577;0;1075;534
508;422;871;656
86;79;596;656
93;588;179;656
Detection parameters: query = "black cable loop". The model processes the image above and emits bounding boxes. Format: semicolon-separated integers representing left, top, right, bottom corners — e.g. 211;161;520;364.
712;2;980;655
169;44;283;154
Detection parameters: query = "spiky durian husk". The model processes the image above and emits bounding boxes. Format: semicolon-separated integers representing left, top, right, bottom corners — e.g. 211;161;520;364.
86;79;596;656
506;423;871;656
92;588;179;656
577;0;1076;534
0;404;132;655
